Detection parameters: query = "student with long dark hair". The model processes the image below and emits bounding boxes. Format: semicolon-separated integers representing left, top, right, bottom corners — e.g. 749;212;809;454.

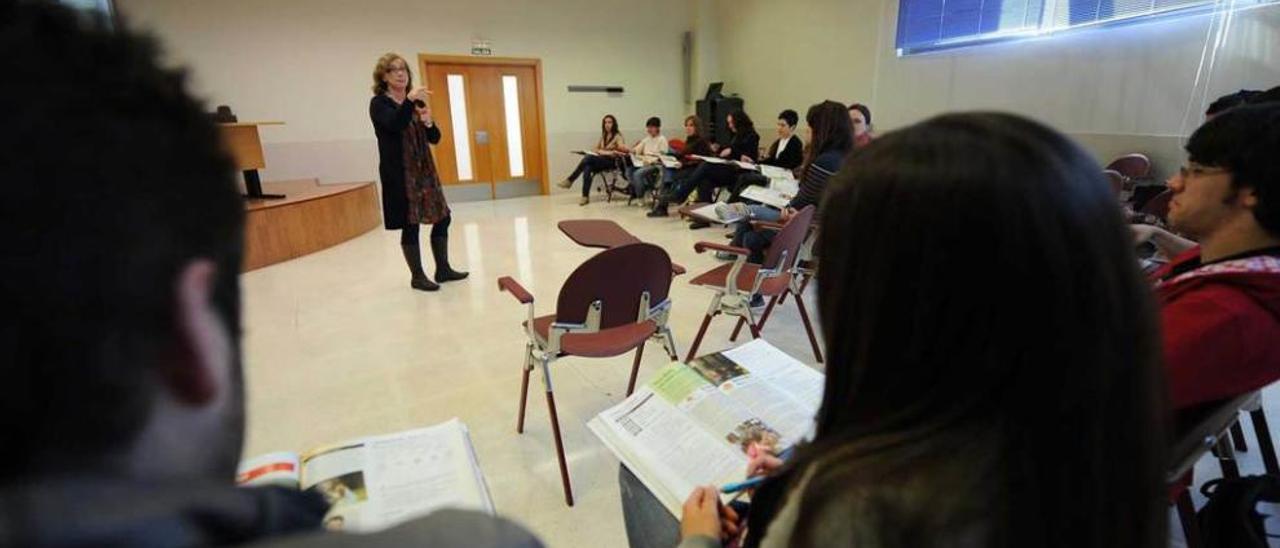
559;114;628;205
622;112;1168;548
648;110;759;220
718;101;852;275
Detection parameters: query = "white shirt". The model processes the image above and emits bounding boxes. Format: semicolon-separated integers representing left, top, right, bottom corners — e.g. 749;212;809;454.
633;134;669;157
774;136;793;160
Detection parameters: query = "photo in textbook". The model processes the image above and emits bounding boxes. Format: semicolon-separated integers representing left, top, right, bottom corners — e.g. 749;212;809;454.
589;340;824;516
234;418;494;533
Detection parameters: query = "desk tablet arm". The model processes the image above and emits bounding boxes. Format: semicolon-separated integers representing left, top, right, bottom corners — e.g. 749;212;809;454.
694;241;750;257
750;220;785;232
498;276;534;304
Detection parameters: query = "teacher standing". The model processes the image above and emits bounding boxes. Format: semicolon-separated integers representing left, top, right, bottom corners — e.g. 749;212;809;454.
369;52;468;291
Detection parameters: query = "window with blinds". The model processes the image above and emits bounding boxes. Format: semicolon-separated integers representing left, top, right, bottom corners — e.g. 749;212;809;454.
896;0;1276;55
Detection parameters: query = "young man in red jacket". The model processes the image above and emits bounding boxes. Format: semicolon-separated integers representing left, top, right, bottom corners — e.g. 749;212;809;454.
1134;102;1280;410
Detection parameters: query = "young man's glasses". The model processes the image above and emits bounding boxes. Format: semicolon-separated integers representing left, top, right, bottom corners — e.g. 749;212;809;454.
1178;165;1229;179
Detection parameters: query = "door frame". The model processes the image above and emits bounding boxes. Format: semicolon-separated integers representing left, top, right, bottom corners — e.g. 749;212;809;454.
417;54;550;196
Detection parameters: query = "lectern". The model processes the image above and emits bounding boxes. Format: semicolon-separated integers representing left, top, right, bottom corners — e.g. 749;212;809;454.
218;121;285;199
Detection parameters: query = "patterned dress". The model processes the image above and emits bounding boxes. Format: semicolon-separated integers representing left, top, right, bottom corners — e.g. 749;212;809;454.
402;121;449;225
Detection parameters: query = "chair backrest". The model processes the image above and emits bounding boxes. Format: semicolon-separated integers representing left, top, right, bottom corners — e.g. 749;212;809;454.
1140;189;1173;220
669;139;686;155
1106;153;1152;180
556;243;673;330
1103;169;1125;197
1169;392;1256;481
762;205;816;273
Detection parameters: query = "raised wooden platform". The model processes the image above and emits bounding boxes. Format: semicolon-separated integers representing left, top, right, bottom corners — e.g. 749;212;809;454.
244;179;380;271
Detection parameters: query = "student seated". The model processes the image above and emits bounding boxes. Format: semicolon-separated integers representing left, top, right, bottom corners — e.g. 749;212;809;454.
621;112;1167;548
716;101;852;303
1205;89;1261;120
627;116;671;198
557;114;628;205
727;109;804;202
848;102;875;148
648;110;760;222
1132;102;1280;411
0;3;540;546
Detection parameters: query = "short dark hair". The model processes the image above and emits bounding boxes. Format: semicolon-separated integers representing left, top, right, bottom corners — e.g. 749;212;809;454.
778;109;798;128
1205;89;1260;117
1248;86;1280;106
1186;103;1280;235
645;116;661;128
0;0;245;477
848;102;872;125
770;112;1167;548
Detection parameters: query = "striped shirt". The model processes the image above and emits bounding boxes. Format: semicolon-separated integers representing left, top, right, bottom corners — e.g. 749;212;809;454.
788;150;845;211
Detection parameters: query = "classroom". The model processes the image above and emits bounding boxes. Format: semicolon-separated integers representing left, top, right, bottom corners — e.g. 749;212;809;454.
4;0;1280;546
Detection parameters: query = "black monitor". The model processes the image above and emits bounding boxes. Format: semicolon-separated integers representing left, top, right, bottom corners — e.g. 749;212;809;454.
704;82;724;101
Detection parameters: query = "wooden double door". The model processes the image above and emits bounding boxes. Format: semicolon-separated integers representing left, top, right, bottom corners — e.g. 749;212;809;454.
420;56;546;200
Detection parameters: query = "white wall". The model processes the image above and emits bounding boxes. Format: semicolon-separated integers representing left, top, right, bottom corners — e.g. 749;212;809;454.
714;0;1280;178
116;0;694;186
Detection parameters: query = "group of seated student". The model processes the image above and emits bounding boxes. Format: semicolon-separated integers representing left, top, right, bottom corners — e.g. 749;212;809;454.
558;113;628;205
12;3;1280;548
648;110;761;222
724;109;804;202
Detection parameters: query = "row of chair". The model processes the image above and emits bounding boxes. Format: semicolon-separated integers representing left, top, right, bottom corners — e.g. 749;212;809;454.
497;205;819;506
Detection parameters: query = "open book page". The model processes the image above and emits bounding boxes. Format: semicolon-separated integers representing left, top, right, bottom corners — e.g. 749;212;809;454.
571;150;599;156
236;451;301;489
589;365;751;516
299;418;492;533
738;186;791;209
733;160;758;171
589;341;824;516
691;154;729;165
759;165;795;181
659;154;682;169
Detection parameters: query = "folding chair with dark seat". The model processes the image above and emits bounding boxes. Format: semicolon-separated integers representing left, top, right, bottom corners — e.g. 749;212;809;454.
684;205;822;363
498;243;679;506
1106;153;1153;180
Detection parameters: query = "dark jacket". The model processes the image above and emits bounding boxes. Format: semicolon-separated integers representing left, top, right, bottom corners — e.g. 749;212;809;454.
726;129;761;163
761;136;803;170
370;95;440;230
0;475;543;547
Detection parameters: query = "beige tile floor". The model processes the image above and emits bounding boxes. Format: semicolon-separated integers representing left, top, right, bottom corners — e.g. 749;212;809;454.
239;189;826;547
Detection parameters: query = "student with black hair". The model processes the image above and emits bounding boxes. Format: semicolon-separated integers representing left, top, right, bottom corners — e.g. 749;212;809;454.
627;116;671;198
1205;89;1261;119
727;109;804;202
622;112;1168;548
1133;103;1280;411
0;2;540;546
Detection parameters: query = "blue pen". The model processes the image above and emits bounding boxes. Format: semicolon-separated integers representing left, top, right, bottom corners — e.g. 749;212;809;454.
719;446;796;494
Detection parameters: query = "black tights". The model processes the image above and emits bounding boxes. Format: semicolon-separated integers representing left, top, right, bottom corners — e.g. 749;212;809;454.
400;214;451;245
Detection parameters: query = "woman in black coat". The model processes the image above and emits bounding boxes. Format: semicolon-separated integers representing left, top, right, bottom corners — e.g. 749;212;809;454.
369;53;467;291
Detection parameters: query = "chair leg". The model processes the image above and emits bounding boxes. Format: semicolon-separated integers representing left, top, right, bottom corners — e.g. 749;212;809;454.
545;389;574;506
729;317;747;342
516;345;533;434
687;313;715;362
754;294;781;334
660;327;679;361
794;291;824;363
1251;408;1280;475
627;344;645;397
1175;489;1202;548
1214;435;1241;479
1231;421;1249;452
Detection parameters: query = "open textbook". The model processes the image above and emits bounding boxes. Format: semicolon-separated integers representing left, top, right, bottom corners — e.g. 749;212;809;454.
588;340;825;516
235;418;494;533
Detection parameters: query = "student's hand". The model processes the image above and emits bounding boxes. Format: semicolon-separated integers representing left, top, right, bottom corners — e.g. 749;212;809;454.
710;143;722;153
740;155;754;164
681;486;723;540
1130;223;1164;245
407;86;430;103
719;148;733;158
779;207;796;222
746;442;783;479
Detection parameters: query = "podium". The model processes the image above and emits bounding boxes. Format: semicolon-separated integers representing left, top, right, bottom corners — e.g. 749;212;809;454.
218;121;285;199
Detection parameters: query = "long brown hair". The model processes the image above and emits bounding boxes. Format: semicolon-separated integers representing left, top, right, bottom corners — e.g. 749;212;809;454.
371;53;412;95
600;114;620;144
799;101;854;176
756;112;1167;548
